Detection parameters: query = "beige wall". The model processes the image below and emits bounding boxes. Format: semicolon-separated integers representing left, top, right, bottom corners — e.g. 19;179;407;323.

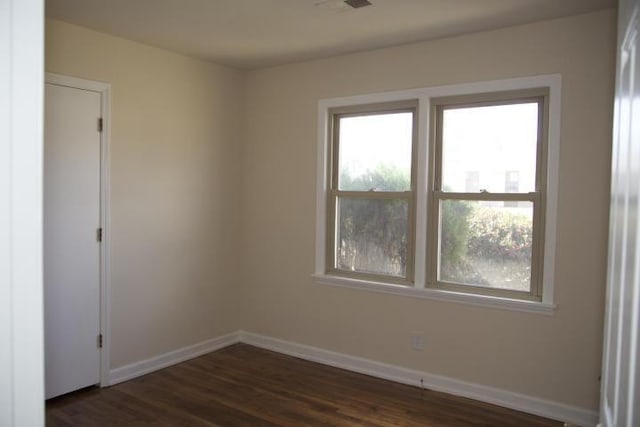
239;9;616;410
46;19;245;368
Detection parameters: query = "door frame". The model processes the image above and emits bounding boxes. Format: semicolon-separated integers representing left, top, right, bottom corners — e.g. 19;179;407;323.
1;0;45;424
45;72;111;387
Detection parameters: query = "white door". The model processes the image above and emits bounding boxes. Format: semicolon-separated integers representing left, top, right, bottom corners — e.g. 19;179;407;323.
44;82;102;399
600;1;640;426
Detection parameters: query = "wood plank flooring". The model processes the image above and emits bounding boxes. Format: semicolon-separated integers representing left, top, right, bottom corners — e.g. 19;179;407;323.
46;344;562;426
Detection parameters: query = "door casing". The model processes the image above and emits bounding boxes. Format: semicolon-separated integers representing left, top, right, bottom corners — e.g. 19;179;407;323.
599;1;640;426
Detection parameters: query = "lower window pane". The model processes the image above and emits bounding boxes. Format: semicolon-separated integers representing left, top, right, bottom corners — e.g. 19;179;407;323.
337;197;409;278
438;200;533;292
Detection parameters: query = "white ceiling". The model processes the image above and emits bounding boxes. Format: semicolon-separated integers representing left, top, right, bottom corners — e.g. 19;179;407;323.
46;0;616;70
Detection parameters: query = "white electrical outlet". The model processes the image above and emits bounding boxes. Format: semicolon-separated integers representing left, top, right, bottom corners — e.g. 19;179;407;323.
411;331;425;351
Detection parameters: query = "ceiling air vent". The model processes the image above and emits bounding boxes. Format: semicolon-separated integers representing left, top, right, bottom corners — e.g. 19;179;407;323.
344;0;372;8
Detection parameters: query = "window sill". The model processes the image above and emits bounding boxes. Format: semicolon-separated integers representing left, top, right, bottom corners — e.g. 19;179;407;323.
311;273;555;315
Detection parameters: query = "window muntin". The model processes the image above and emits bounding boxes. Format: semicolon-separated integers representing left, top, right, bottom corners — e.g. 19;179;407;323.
327;101;418;284
430;90;548;300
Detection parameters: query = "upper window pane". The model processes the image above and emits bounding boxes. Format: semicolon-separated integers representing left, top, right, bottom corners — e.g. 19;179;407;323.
441;102;538;193
338;112;413;191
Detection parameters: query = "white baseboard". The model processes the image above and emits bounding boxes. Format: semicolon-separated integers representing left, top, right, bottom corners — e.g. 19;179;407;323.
239;331;599;427
108;332;240;385
108;330;598;427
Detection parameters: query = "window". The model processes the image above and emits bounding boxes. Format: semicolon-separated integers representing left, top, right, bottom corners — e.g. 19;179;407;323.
504;171;520;208
430;89;548;301
315;76;560;313
327;101;417;284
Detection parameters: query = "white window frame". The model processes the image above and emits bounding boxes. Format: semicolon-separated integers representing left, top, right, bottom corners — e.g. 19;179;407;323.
313;75;561;315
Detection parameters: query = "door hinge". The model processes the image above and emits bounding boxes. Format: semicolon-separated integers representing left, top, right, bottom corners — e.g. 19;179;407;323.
98;334;103;349
98;117;103;132
97;227;103;242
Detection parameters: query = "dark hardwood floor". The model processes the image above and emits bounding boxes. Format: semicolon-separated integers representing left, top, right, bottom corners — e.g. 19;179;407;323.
46;344;562;426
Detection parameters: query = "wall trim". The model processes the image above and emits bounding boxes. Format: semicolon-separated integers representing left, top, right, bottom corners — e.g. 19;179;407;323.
108;330;598;426
239;331;598;427
108;332;240;386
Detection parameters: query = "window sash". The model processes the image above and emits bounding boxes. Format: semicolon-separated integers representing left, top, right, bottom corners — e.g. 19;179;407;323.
327;193;415;284
434;191;538;202
429;195;543;300
428;89;549;300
